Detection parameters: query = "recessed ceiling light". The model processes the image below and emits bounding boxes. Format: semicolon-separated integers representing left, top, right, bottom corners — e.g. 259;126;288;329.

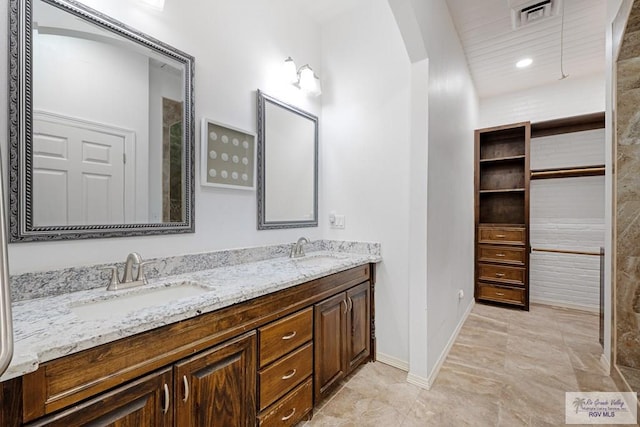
516;58;533;68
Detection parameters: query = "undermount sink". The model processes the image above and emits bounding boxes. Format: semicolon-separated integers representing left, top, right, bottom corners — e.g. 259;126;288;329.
71;281;209;321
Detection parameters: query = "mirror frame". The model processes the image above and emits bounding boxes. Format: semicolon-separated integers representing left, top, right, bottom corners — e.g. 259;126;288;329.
8;0;195;241
256;90;318;230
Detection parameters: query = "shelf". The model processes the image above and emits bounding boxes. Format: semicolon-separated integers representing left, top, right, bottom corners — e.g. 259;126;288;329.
530;165;604;180
479;188;525;194
479;155;525;163
478;222;526;227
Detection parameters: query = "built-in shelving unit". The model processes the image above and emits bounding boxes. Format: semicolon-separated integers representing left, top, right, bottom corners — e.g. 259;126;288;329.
474;122;530;310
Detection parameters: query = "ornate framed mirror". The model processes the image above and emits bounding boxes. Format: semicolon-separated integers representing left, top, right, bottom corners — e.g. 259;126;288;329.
9;0;195;241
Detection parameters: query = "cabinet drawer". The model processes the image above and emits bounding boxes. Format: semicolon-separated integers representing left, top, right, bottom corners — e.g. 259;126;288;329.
259;308;313;368
478;245;525;265
259;343;313;410
258;378;312;427
477;283;525;306
478;226;526;245
478;263;525;286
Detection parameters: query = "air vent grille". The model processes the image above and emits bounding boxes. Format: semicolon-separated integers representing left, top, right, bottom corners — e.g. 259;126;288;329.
509;0;562;29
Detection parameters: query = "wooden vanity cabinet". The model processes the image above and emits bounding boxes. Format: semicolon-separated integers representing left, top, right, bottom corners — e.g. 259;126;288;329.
25;368;174;427
314;281;370;402
26;333;257;427
11;264;375;426
174;332;256;427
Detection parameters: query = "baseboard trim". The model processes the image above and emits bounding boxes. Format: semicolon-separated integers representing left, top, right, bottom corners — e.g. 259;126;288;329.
407;372;430;389
600;353;611;374
530;298;599;314
376;352;409;372
423;299;475;389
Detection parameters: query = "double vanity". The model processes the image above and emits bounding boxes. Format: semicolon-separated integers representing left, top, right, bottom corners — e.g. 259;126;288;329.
1;0;376;425
0;244;380;426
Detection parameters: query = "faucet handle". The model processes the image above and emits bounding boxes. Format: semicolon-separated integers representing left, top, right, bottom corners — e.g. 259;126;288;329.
135;260;154;284
100;266;120;291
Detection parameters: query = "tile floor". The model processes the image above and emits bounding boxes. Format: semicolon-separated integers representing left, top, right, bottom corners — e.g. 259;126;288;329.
302;303;625;426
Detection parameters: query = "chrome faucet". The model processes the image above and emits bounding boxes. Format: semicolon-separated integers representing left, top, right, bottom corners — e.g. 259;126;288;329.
104;252;151;291
290;237;310;258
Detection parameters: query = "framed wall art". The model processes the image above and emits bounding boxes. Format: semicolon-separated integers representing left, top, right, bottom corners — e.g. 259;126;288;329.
200;119;256;190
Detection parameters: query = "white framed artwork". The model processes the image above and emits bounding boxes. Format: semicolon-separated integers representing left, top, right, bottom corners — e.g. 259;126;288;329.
200;119;256;190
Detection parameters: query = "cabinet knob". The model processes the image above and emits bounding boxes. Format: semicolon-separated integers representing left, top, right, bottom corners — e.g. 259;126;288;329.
282;331;297;340
281;407;296;421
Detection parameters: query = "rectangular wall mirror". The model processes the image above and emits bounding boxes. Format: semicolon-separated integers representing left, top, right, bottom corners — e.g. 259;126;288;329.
9;0;195;241
256;90;318;230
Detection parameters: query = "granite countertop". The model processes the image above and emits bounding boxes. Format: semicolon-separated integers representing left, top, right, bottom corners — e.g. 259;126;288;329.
1;250;380;382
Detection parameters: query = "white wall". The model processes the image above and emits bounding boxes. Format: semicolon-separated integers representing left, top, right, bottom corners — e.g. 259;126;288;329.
388;0;477;384
415;0;478;381
479;73;605;128
321;0;412;366
0;0;324;274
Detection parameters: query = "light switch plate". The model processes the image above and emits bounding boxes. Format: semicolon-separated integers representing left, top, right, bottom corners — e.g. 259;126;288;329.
331;214;345;229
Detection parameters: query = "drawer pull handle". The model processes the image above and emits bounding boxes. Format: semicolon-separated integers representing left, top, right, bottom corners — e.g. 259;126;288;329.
343;299;348;315
282;331;297;340
162;383;170;414
282;369;297;380
281;407;296;421
495;273;505;278
182;375;189;403
496;253;506;257
495;234;506;238
495;292;505;296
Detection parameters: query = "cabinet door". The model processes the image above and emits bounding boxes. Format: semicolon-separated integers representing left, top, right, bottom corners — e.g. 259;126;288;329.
25;368;173;427
346;282;371;372
174;331;256;427
314;292;347;402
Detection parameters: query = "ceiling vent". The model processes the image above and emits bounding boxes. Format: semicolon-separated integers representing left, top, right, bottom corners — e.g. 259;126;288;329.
509;0;562;29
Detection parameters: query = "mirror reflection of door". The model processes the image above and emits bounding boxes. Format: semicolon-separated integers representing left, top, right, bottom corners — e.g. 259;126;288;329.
32;112;136;226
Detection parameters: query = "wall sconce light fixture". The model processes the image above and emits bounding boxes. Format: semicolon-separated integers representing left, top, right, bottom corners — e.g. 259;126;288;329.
283;57;321;96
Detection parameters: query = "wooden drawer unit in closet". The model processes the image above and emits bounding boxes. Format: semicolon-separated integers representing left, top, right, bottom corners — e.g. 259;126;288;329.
257;308;314;424
477;263;526;286
478;226;526;246
477;283;525;306
477;245;525;265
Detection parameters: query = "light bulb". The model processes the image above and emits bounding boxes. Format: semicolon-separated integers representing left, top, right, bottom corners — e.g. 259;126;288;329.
298;65;315;93
282;57;298;84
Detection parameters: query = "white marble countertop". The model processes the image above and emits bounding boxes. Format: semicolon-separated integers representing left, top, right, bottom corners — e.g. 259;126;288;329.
1;251;380;382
